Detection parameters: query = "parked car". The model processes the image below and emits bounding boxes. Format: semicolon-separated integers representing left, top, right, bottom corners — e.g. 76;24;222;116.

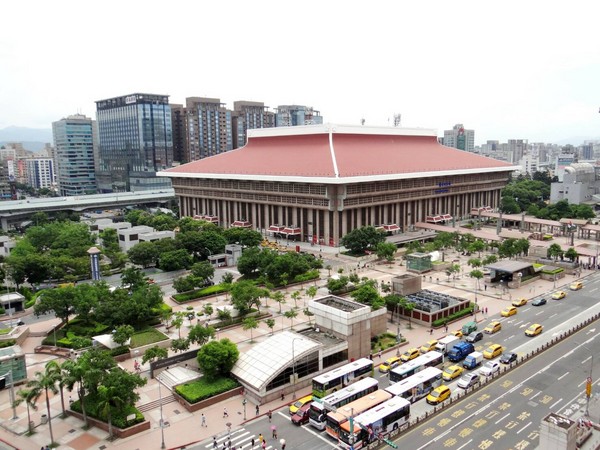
525;323;543;337
483;344;503;359
501;306;518;317
552;291;567;300
426;385;451;405
466;331;483;343
499;352;518;364
512;298;528;307
291;403;311;425
532;298;547;306
484;321;502;334
457;372;481;389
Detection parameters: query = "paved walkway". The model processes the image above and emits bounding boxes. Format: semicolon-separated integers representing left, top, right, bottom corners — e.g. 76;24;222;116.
0;239;598;449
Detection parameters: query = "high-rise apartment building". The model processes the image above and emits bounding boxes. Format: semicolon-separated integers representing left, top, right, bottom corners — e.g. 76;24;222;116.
185;97;232;162
275;105;322;127
52;114;97;196
507;139;528;164
170;104;187;164
95;93;173;192
25;158;55;189
443;124;475;152
232;101;275;149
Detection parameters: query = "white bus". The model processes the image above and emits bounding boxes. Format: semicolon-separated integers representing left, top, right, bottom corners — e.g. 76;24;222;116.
325;389;392;441
389;351;444;383
385;367;443;403
338;396;411;449
308;377;379;430
312;358;374;398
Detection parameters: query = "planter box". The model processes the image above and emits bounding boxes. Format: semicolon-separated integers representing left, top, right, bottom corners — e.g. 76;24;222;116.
172;386;244;413
67;410;150;439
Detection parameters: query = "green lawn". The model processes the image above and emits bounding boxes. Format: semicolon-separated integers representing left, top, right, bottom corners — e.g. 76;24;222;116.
175;376;239;403
130;328;169;348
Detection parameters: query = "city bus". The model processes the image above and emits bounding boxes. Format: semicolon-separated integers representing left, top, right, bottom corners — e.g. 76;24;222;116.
338;396;411;449
312;358;374;398
389;351;444;383
325;389;392;441
385;367;443;403
309;377;379;430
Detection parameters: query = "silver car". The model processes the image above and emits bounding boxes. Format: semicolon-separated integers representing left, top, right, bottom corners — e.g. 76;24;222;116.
457;372;480;389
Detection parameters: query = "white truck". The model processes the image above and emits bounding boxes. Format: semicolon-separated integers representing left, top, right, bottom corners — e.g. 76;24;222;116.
463;351;484;370
435;335;460;355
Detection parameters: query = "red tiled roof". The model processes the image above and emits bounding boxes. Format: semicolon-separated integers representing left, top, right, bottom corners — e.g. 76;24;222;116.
162;125;514;181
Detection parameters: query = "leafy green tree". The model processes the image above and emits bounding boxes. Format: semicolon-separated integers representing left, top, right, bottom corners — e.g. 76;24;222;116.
149;213;178;231
97;384;123;440
376;241;397;263
514;238;530;257
291;290;301;308
78;347;117;397
548;243;563;261
28;362;61;445
171;312;185;339
159;249;193;271
482;255;498;265
188;324;215;346
196;339;240;380
34;285;76;326
271;291;286;313
284;309;298;328
127;242;160;268
190;261;215;285
565;247;579;262
99;228;120;253
303;307;314;324
221;272;234;284
141;346;168;365
265;318;276;335
62;358;89;426
242;317;259;342
327;276;349;293
350;281;380;306
306;285;318;304
230;281;267;314
223;228;263;247
171;338;190;353
385;294;401;323
112;325;135;347
173;276;196;293
470;269;484;290
120;267;147;290
340;226;386;254
217;308;232;323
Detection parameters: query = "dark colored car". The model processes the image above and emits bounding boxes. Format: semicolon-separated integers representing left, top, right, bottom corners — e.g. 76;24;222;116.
532;298;547;306
500;352;518;364
466;331;483;343
291;403;311;425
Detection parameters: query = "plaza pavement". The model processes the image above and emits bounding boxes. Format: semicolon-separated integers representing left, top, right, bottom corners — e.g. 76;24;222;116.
0;236;598;449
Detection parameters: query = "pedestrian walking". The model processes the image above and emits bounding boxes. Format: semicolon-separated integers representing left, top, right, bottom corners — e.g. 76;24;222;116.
272;426;278;438
369;353;373;360
256;404;260;416
378;349;382;359
484;284;487;291
223;407;229;418
201;413;207;427
228;439;231;448
213;436;218;448
281;392;285;401
261;439;266;450
280;438;286;450
259;433;264;443
267;410;272;422
251;437;255;448
429;328;433;335
485;307;488;314
444;323;448;332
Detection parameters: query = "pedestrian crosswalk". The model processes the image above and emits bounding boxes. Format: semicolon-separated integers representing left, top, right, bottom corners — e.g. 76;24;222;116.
204;428;278;450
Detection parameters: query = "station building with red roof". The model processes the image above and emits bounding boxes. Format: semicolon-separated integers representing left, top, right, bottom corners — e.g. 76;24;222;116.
158;124;517;246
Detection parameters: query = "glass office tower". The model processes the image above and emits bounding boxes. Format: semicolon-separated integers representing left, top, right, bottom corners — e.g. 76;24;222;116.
95;93;173;192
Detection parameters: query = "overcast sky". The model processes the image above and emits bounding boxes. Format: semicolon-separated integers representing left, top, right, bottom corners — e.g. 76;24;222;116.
2;0;599;145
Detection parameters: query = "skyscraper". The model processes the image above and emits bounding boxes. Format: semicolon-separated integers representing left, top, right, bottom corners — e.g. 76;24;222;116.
170;104;188;164
232;101;275;149
275;105;322;127
185;97;232;162
52;114;97;196
25;158;55;189
95;93;173;192
443;124;475;152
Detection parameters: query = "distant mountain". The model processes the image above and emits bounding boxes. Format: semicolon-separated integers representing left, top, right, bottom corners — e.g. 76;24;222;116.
0;126;52;146
0;141;48;152
554;136;600;146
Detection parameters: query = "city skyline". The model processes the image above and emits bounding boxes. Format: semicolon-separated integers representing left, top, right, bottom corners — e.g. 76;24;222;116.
1;0;599;146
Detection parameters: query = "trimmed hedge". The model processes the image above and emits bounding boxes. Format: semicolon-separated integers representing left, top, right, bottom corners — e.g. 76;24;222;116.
173;285;227;303
0;339;16;348
432;304;475;327
175;376;239;404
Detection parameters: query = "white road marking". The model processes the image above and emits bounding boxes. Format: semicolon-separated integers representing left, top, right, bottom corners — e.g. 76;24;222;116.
495;413;510;424
517;421;532;434
558;372;570;381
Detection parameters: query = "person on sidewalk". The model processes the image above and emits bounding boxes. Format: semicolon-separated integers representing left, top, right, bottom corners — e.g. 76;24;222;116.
272;426;278;438
267;410;272;422
223;407;229;418
280;438;286;450
201;413;207;427
378;349;382;359
213;436;218;448
258;433;264;443
256;404;260;416
251;437;255;448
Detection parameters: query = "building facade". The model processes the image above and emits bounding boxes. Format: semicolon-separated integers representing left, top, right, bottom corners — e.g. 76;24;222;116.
170;104;188;164
52;114;97;196
443;124;475;152
95;93;173;192
160;124;516;246
275;105;322;127
184;97;232;162
25;158;55;189
232;101;275;149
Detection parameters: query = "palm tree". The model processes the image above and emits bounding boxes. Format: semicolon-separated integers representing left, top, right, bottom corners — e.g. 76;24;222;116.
305;286;318;307
303;307;314;325
272;291;286;313
242;317;259;342
62;359;89;427
291;291;301;309
15;387;41;435
28;363;61;445
264;318;276;335
284;309;298;329
97;385;124;441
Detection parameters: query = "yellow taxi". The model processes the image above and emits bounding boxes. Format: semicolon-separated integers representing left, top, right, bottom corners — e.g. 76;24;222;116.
512;298;528;307
501;306;518;317
552;290;567;300
289;394;312;415
570;281;583;291
378;356;402;373
400;348;420;363
426;385;451;405
442;365;464;381
420;340;438;354
452;330;463;338
483;344;503;359
525;323;543;337
484;321;502;334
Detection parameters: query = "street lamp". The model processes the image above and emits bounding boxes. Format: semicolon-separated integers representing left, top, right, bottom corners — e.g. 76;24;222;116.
157;376;166;449
291;338;302;399
2;370;17;420
577;342;594;417
242;398;247;420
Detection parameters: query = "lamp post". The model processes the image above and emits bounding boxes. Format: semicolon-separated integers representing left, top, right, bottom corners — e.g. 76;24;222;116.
157;376;166;449
577;343;594;417
3;370;17;420
242;398;247;420
291;338;302;399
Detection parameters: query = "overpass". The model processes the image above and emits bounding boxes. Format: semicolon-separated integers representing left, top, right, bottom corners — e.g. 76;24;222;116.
0;189;176;231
